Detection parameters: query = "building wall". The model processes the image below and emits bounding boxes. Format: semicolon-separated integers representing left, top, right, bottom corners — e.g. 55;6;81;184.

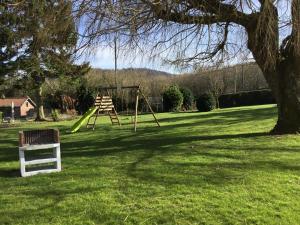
20;100;35;117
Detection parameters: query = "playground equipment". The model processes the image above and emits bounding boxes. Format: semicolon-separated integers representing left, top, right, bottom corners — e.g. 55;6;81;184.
70;107;97;133
70;85;160;133
86;94;121;130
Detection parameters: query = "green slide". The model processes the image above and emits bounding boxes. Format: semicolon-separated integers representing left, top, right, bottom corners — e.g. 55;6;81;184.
70;107;97;133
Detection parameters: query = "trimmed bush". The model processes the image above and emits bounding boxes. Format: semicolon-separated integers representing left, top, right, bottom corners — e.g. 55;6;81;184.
163;85;183;112
196;93;216;112
180;87;194;110
219;90;275;108
51;109;60;122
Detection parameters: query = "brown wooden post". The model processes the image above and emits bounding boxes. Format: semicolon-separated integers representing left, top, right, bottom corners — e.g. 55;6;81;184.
140;90;160;127
53;129;60;143
19;131;24;147
134;88;139;132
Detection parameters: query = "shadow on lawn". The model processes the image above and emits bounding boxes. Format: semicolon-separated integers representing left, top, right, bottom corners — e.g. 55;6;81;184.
0;168;20;178
60;132;269;158
1;130;299;189
159;106;276;122
0;130;282;177
128;158;300;187
136;106;277;134
61;130;300;187
0;105;288;184
0;131;269;178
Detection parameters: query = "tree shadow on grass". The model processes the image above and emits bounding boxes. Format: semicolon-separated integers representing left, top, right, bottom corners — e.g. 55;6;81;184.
0;184;108;223
127;157;300;187
60;132;268;159
157;106;277;124
137;108;277;136
125;139;300;187
0;104;285;183
0;168;20;178
59;131;277;187
0;145;19;163
0;131;270;165
0;128;293;181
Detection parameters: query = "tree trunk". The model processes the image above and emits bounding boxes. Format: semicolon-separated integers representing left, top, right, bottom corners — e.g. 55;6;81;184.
215;94;220;109
35;85;46;121
271;58;300;134
270;0;300;134
245;2;300;134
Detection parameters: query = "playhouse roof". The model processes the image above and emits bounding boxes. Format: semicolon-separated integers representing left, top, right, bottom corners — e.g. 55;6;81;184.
0;97;36;107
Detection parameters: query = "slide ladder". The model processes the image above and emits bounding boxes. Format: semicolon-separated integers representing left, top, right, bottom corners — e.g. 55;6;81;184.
86;94;120;130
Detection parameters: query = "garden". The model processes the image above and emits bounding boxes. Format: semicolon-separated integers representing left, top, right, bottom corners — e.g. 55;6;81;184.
1;105;300;224
1;1;300;224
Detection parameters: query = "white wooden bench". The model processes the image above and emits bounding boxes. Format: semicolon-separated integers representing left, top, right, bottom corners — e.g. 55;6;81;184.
19;129;61;177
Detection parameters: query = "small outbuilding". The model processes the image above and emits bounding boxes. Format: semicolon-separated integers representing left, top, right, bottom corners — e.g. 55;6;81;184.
0;96;36;118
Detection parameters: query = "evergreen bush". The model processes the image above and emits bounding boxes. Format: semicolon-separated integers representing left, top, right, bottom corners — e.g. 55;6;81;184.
180;87;194;110
196;93;216;112
163;85;183;112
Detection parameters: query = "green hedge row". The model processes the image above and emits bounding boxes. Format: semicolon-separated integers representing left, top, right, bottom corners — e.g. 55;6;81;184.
219;90;275;108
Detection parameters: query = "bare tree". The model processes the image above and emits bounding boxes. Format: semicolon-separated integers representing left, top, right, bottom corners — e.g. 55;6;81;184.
76;0;300;134
208;71;225;109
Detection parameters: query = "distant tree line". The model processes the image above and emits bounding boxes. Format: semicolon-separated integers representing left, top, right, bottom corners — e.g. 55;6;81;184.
79;62;270;112
1;54;271;116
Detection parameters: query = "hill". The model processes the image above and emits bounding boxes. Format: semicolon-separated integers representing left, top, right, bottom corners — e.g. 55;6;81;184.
90;67;174;77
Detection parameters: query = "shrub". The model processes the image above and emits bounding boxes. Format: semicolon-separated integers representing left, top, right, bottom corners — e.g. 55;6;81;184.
196;93;216;112
0;111;2;122
51;109;60;122
219;90;275;108
180;87;194;110
75;84;95;114
163;85;183;112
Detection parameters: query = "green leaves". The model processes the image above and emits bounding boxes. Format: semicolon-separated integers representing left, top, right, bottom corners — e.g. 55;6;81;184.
0;1;79;80
163;85;184;112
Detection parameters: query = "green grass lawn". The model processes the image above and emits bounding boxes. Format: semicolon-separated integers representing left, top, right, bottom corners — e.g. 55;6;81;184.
1;104;300;225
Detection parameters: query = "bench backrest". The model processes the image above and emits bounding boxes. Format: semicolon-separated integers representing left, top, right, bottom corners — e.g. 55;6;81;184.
19;129;60;147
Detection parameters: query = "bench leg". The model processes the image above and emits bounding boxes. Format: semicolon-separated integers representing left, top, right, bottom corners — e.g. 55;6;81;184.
53;145;61;171
19;149;26;177
19;144;61;177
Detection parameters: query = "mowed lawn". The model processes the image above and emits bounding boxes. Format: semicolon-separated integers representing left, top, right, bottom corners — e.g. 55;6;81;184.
1;105;300;225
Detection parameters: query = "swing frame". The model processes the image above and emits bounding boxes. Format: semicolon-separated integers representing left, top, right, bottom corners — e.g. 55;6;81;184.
97;85;160;131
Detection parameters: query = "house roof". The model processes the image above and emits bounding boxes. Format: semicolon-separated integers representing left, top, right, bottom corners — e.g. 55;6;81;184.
0;97;36;107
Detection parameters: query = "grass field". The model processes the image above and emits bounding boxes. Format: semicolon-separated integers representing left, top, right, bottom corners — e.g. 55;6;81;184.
1;104;300;225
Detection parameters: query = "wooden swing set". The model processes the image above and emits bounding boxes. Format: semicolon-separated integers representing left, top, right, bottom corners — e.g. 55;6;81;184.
86;85;160;132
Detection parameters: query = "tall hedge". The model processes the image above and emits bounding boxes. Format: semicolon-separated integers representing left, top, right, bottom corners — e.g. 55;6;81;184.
196;93;216;112
219;90;275;108
180;87;194;110
163;85;183;112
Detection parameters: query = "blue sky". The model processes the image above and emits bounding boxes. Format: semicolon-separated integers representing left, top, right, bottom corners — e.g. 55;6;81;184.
77;46;179;74
76;0;291;74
